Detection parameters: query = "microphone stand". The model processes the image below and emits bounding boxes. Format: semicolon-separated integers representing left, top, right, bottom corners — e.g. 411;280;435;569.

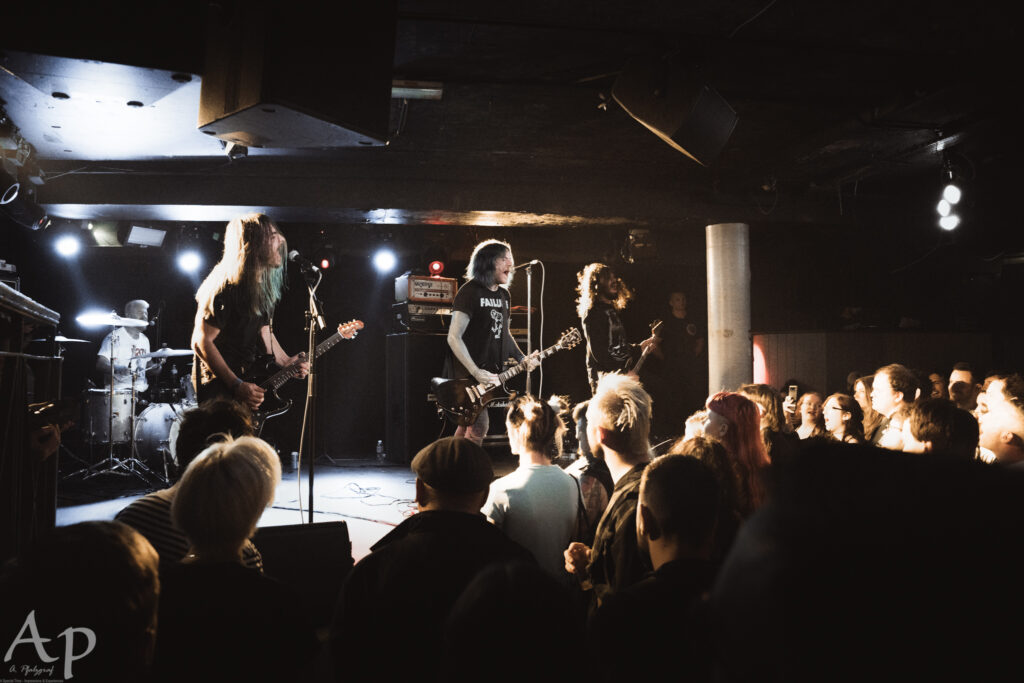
302;268;326;524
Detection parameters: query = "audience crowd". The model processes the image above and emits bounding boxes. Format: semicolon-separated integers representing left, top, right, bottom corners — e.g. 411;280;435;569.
3;359;1024;681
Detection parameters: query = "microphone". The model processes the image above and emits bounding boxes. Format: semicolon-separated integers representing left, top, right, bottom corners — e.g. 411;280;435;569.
288;250;320;273
513;259;541;271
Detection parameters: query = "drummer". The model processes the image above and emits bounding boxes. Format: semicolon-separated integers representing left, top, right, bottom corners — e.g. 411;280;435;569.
95;300;163;398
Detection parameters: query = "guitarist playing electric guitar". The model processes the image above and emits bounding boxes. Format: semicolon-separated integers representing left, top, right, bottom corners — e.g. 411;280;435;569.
191;213;311;412
445;239;540;445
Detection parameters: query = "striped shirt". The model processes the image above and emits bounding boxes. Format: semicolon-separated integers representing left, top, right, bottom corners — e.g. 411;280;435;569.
115;488;263;571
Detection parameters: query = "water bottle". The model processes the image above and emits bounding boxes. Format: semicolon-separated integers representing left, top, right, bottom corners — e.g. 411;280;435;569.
376;440;385;463
290;451;299;471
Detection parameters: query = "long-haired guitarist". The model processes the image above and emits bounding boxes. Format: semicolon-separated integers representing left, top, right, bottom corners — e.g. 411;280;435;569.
576;263;657;394
446;239;538;445
191;213;309;411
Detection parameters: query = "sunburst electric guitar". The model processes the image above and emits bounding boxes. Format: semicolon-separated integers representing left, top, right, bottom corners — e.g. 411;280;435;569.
248;319;364;433
432;327;582;427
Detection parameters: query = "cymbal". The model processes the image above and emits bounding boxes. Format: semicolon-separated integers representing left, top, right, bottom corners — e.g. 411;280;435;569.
76;311;149;328
32;335;90;343
135;347;194;359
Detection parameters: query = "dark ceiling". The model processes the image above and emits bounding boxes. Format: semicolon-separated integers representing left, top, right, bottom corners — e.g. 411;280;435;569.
0;1;1018;243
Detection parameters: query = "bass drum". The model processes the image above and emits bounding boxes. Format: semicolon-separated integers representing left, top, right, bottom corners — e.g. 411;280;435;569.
134;402;188;471
82;388;133;444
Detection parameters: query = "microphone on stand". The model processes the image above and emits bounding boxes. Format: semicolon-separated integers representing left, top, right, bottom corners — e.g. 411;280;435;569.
288;250;320;273
513;259;541;271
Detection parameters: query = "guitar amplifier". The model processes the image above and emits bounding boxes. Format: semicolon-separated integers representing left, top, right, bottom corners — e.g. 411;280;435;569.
391;302;452;333
394;274;457;304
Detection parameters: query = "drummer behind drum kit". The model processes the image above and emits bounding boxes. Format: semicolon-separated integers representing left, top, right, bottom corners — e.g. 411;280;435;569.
66;311;198;487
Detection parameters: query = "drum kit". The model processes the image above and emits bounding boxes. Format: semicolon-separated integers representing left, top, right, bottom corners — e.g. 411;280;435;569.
65;311;198;487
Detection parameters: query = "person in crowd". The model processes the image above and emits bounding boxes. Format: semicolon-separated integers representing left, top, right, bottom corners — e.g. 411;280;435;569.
738;383;800;465
153;435;317;683
794;391;826;440
564;372;652;616
870;363;919;446
901;397;979;460
562;400;613;544
482;395;581;582
668;435;741;570
332;436;533;682
928;371;949;399
948;361;982;412
588;454;721;683
822;393;865;444
976;373;1024;466
710;439;1024;683
0;521;160;683
115;397;263;571
701;391;770;518
854;374;885;442
441;561;581;683
445;239;538;444
191;213;309;411
647;289;707;436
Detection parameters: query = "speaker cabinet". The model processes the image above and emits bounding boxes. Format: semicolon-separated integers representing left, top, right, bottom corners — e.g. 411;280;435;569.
251;521;353;627
198;0;396;148
385;333;449;463
612;56;737;166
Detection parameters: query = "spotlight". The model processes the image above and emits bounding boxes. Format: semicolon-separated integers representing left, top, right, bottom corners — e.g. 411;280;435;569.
54;234;81;257
939;215;961;231
177;250;202;273
319;256;334;270
942;183;962;205
428;260;445;276
937;199;951;217
373;248;397;274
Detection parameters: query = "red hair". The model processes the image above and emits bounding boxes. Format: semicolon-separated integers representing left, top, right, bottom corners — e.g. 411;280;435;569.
706;391;770;516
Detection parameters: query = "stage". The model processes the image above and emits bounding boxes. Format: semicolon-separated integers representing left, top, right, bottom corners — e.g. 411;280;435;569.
55;447;519;563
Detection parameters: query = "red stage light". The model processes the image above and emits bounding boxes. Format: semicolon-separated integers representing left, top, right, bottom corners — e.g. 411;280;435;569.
320;258;331;270
428;260;444;275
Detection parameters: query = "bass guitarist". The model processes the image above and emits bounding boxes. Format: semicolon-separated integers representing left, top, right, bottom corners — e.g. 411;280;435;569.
191;213;309;411
446;239;538;445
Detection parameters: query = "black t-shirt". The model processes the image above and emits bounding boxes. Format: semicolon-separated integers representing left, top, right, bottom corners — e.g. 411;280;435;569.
196;283;269;392
450;279;513;377
582;301;632;387
659;314;704;375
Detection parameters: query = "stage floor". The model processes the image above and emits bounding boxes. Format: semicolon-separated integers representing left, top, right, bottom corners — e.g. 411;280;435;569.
56;449;518;563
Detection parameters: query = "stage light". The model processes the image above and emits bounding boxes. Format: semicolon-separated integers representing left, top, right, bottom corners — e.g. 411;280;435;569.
125;225;166;247
319;256;334;270
373;248;397;273
943;183;962;205
177;250;202;273
54;234;81;257
939;215;960;231
937;199;951;217
428;260;445;276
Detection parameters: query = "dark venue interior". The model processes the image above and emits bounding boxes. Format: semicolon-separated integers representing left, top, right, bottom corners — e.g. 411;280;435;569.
3;1;1023;680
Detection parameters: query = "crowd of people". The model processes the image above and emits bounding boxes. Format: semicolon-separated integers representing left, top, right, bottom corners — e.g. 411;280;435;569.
4;357;1024;681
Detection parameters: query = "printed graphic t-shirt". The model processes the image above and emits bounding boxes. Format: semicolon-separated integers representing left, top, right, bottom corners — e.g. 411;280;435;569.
450;279;511;377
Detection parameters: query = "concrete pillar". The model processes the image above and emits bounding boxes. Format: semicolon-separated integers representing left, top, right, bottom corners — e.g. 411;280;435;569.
705;222;752;395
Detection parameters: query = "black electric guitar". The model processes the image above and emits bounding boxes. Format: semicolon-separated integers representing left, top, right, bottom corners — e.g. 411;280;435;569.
247;319;363;433
628;318;664;375
432;327;582;427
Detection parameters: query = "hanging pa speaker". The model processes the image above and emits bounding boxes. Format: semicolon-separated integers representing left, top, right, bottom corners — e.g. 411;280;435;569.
612;56;738;167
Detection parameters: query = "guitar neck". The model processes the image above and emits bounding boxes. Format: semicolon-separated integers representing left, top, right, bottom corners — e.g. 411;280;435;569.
495;344;560;384
262;328;348;390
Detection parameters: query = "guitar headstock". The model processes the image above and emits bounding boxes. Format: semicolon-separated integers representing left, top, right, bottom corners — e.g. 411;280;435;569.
650;318;664;337
557;327;582;350
338;320;364;339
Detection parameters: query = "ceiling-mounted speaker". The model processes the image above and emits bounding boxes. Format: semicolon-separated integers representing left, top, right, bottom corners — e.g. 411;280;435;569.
612;56;737;166
198;0;397;148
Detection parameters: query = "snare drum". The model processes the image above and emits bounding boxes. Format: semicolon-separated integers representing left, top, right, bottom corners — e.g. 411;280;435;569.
134;402;187;468
82;388;133;443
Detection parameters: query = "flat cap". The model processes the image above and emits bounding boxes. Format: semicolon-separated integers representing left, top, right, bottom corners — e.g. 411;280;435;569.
411;436;494;494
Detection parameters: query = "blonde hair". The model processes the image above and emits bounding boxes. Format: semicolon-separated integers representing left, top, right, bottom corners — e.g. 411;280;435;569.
195;213;286;319
172;435;281;556
586;372;652;459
